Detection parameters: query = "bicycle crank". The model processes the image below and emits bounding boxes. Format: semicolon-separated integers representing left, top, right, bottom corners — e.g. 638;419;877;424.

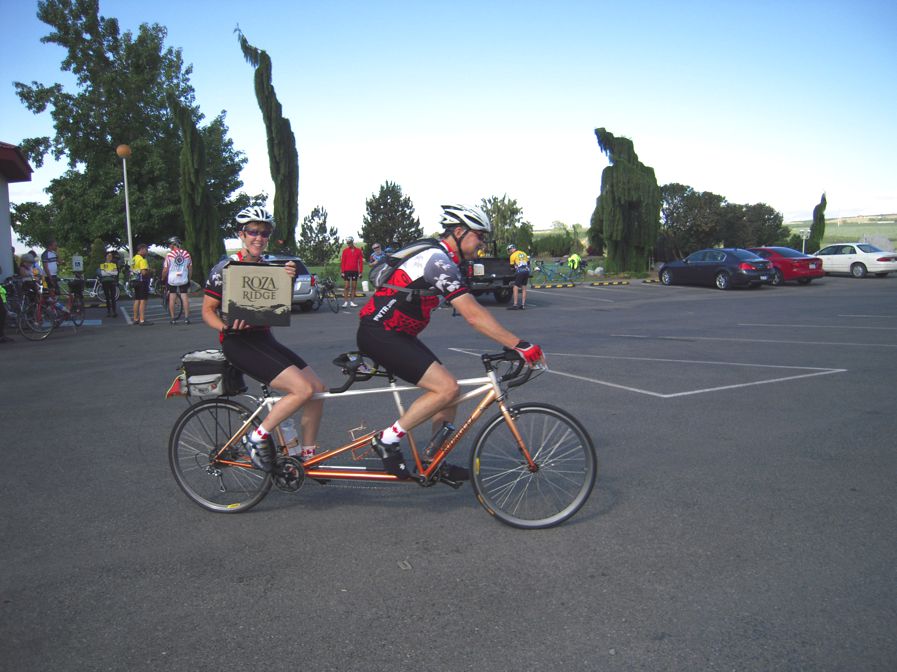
273;456;305;493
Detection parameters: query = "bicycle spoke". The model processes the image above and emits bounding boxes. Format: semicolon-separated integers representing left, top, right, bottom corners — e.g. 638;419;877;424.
471;404;596;529
169;399;272;512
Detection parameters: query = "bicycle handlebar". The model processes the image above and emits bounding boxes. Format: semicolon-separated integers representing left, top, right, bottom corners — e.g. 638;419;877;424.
329;349;537;394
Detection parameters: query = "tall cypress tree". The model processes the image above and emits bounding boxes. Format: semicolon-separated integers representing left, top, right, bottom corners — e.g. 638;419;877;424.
170;98;224;284
809;193;827;253
590;128;660;272
236;28;299;252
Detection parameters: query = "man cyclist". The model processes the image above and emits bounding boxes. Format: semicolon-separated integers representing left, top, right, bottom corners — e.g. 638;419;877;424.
507;243;530;310
162;237;193;324
567;252;582;273
356;204;544;480
40;239;61;295
202;206;326;472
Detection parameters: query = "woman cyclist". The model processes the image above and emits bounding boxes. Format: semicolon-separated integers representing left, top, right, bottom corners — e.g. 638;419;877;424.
202;206;326;472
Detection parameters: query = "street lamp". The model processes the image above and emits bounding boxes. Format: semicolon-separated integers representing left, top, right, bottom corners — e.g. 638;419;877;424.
116;144;134;263
798;228;811;254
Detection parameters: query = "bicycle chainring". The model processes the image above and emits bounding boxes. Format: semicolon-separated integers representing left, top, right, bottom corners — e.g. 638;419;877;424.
273;456;305;492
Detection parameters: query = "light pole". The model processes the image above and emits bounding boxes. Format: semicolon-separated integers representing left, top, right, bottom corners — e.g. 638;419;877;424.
799;228;811;254
116;144;134;263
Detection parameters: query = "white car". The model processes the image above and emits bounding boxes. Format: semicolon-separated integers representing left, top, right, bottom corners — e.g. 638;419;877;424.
813;243;897;278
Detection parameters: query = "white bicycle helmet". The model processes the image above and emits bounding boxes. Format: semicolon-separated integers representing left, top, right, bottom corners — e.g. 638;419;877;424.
507;243;516;251
235;206;274;227
440;204;492;234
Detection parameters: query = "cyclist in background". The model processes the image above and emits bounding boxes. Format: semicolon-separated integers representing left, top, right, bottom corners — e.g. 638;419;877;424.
202;206;326;472
507;243;530;310
340;236;364;308
98;251;119;318
131;243;151;325
40;239;61;295
567;252;582;273
357;204;545;480
162;237;193;325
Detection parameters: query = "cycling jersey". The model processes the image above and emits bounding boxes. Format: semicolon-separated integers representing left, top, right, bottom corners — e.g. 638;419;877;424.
165;249;192;286
509;250;529;270
358;240;469;337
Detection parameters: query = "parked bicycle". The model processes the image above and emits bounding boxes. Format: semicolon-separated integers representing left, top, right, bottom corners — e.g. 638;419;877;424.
312;276;340;313
79;276;121;306
168;349;596;529
531;260;585;285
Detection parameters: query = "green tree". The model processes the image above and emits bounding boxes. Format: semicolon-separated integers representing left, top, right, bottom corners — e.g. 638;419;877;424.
170;97;224;284
591;128;661;272
659;183;725;256
480;194;527;250
84;237;107;279
237;29;299;253
808;193;827;253
587;201;605;255
298;206;341;264
13;0;250;251
360;181;422;249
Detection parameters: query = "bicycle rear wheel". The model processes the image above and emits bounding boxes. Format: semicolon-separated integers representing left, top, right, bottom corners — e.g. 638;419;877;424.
169;398;273;513
471;403;596;529
324;287;340;313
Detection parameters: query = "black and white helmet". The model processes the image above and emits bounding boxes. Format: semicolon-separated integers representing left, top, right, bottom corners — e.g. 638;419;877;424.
440;204;491;234
235;206;274;227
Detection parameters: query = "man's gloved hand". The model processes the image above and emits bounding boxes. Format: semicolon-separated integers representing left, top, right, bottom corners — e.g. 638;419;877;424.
513;340;545;365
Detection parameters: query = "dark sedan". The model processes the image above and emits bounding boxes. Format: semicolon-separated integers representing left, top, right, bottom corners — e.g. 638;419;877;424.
747;246;824;285
659;248;773;290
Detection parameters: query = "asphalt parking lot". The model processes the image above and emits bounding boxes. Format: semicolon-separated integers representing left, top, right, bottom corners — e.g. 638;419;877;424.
2;275;895;671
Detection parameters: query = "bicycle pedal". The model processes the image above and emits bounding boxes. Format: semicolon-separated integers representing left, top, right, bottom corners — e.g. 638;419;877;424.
438;475;464;490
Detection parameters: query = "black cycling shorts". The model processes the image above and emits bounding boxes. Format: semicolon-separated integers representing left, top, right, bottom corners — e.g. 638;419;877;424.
133;279;149;300
342;271;359;281
168;284;189;294
222;329;308;385
513;269;530;287
357;323;441;385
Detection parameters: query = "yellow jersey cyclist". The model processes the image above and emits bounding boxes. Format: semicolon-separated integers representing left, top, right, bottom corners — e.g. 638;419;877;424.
202;206;326;472
356;203;545;480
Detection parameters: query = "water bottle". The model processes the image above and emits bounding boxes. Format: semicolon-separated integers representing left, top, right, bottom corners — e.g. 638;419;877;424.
280;418;299;450
423;422;455;457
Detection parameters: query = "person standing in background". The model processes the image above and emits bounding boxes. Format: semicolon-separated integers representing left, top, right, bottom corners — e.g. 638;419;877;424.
162;237;192;324
507;243;531;310
131;243;151;325
98;251;119;317
340;236;364;308
40;239;61;295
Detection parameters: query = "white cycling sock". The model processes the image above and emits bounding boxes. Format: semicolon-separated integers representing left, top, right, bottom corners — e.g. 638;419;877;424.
380;422;406;445
250;425;271;443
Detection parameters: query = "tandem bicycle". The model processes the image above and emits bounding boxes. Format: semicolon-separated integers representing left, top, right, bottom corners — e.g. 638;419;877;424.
167;349;597;529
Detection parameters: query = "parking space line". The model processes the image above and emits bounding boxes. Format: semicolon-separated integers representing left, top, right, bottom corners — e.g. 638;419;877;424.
738;323;897;331
450;348;847;399
546;366;845;399
613;334;897;348
527;289;615;303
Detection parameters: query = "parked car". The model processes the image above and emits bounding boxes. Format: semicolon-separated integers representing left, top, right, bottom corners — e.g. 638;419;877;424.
812;243;897;278
261;253;317;311
658;248;773;290
747;246;824;285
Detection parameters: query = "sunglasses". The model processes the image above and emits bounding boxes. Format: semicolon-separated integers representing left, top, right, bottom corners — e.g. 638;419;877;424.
242;229;272;239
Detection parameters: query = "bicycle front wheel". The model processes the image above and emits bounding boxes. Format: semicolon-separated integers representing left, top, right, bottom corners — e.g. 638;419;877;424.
169;398;273;513
324;288;340;313
70;295;85;327
471;403;596;529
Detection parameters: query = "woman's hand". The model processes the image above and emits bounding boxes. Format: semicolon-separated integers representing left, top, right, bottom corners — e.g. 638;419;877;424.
284;261;297;279
229;319;252;331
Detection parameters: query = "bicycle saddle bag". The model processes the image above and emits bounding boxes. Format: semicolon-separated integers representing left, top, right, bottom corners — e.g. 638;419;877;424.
179;349;247;397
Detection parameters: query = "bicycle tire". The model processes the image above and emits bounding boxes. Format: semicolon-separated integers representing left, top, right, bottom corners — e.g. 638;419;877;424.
70;295;85;327
18;300;53;341
470;402;596;529
324;288;339;313
169;398;273;513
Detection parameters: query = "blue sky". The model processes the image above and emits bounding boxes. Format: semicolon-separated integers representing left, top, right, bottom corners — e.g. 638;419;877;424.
3;0;895;247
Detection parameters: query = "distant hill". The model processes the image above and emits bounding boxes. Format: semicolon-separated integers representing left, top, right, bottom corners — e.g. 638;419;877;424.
785;214;897;248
